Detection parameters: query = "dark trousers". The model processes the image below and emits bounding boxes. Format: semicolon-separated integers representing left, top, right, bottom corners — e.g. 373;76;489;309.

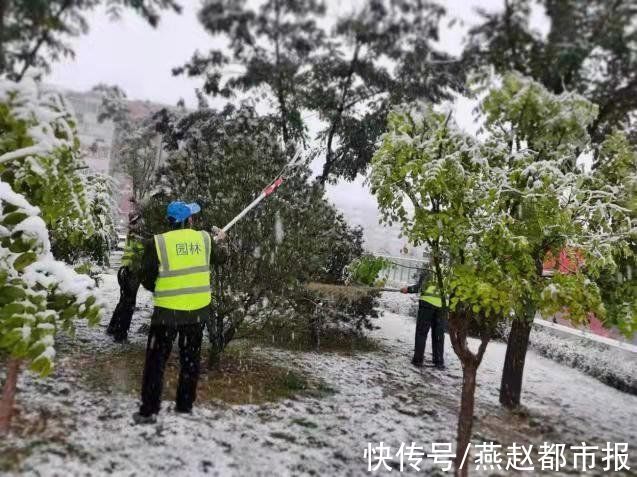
139;322;205;416
106;266;140;341
413;301;445;366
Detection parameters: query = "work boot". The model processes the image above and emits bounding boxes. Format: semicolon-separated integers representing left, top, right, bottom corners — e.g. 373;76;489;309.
433;362;446;370
132;412;157;425
411;358;424;368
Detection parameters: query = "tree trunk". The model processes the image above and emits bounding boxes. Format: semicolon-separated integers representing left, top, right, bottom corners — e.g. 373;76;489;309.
319;42;361;184
273;0;290;145
310;305;321;351
208;265;224;370
207;327;222;370
455;362;478;477
207;306;224;370
448;310;491;477
0;358;21;435
499;317;532;408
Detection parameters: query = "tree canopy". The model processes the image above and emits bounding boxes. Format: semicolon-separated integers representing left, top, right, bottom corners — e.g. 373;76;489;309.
176;0;466;184
174;0;326;145
0;0;181;81
465;0;637;144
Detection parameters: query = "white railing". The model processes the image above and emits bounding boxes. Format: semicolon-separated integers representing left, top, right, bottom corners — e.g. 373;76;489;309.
375;254;428;287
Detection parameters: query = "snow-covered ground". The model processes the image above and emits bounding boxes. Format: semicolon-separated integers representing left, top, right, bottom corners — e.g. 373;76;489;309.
2;273;636;476
528;323;636;395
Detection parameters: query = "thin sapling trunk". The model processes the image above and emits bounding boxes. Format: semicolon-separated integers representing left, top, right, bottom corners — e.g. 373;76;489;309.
0;358;22;435
448;311;491;477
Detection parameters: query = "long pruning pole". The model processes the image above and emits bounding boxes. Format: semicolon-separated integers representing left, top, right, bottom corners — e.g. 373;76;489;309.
221;149;303;233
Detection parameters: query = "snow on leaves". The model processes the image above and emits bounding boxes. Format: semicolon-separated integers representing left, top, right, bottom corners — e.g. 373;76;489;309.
0;78;103;376
371;73;634;328
0;78;96;237
0;178;103;376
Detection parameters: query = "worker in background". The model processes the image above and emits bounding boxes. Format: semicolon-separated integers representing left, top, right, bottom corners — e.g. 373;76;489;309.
133;201;226;424
401;269;445;369
106;203;146;343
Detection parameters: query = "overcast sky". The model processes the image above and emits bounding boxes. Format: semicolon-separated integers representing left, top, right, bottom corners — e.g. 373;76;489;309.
49;0;515;107
48;0;549;255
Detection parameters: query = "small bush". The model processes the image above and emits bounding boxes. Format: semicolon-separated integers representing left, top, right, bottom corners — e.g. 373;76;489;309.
345;254;389;286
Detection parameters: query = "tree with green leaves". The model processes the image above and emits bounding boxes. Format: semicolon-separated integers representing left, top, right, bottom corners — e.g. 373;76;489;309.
306;0;465;183
478;73;633;408
370;74;631;476
466;1;637;409
180;0;466;184
0;0;181;81
143;104;366;363
584;131;637;337
0;78;112;265
465;0;637;144
174;0;326;146
371;102;492;476
53;172;118;266
0;78;102;435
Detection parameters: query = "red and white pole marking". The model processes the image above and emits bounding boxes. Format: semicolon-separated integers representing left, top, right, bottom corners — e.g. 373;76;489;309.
221;151;301;233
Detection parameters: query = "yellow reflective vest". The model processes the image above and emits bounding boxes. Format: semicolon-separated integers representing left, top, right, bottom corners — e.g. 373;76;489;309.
153;229;212;311
420;284;443;308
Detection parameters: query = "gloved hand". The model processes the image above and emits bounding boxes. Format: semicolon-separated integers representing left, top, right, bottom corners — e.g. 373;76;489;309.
211;226;227;242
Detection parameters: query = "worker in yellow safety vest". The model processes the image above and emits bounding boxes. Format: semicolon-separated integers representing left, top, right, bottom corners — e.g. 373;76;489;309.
401;270;446;369
133;201;226;424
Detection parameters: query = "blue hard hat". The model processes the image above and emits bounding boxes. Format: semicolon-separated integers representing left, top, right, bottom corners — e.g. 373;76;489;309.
167;201;201;223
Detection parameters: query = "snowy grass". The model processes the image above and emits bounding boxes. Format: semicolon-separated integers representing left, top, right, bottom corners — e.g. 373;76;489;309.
1;277;636;476
76;339;327;405
250;325;381;354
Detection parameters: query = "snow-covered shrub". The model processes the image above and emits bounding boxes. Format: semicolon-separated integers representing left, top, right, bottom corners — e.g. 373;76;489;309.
0;79;90;225
0;180;102;375
529;325;637;395
0;78;112;265
305;282;381;335
53;173;118;267
0;77;104;376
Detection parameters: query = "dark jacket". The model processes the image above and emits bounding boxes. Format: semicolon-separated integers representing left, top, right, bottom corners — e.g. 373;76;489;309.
405;270;428;295
406;269;446;308
140;229;226;326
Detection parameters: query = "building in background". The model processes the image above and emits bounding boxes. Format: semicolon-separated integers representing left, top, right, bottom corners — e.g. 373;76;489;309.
47;85;169;226
61;88;116;175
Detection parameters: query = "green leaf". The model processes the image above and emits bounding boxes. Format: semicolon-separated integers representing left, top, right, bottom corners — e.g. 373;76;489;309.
2;211;29;226
14;252;37;272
